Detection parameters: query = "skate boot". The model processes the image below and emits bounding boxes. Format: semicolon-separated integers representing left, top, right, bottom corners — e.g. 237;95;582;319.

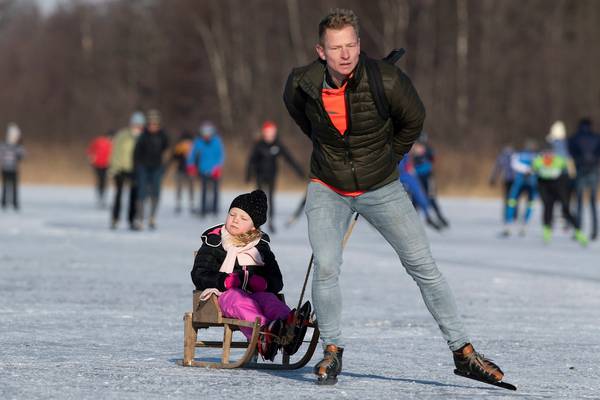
574;229;588;247
518;224;527;237
542;225;552;244
425;215;443;231
499;224;511;237
314;344;343;385
453;343;504;383
282;301;311;356
258;320;283;362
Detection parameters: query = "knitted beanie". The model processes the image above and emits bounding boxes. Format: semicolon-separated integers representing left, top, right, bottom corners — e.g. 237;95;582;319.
261;120;277;132
229;190;268;227
147;109;161;124
130;111;146;126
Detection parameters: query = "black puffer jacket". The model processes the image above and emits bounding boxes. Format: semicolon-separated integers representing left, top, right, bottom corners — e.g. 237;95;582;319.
283;52;425;192
190;225;284;294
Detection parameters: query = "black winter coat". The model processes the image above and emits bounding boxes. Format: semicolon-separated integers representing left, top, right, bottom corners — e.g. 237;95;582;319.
190;224;284;294
134;129;169;169
246;139;304;183
283;52;425;192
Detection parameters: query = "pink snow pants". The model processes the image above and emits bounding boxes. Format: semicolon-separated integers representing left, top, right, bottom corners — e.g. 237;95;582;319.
218;288;291;339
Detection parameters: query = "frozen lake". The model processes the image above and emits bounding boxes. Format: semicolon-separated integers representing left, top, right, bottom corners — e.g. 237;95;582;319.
1;185;599;399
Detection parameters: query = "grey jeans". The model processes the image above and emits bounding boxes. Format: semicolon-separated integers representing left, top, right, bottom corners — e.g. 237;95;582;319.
305;180;469;351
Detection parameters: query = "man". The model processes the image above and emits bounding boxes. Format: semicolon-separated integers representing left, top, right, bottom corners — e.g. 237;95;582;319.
568;118;600;240
246;120;305;233
0;123;25;210
109;111;145;230
187;121;225;217
283;8;505;385
133;109;169;230
489;144;516;224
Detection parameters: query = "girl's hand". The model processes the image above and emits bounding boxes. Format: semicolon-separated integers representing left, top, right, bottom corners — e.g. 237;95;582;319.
248;275;267;292
224;273;241;289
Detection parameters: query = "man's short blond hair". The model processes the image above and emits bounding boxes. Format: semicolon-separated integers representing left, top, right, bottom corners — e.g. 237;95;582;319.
318;8;360;44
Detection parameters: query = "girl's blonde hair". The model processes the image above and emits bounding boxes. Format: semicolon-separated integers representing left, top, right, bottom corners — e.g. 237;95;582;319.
229;228;262;247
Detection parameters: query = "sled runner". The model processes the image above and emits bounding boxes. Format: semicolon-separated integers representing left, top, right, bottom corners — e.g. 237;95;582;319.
177;291;320;369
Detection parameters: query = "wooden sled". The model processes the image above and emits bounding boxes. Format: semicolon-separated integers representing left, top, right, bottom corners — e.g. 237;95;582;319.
177;290;320;369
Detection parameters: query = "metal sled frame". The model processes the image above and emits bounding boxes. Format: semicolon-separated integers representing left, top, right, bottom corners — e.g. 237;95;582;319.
177;291;320;369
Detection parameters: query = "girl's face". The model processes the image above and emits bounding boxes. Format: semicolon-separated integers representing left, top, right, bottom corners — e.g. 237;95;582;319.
225;207;255;236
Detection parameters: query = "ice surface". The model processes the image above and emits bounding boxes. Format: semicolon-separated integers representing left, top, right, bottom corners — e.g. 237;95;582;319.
1;186;599;399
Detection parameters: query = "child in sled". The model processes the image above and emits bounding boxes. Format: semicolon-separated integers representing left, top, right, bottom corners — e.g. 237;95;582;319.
191;189;311;361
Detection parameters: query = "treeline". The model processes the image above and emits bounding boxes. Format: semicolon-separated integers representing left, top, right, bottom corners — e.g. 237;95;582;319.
0;0;599;187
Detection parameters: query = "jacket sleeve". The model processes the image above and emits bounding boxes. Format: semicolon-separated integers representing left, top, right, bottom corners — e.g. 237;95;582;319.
187;141;198;167
283;71;312;139
216;136;225;166
279;142;305;178
388;69;426;160
190;244;228;291
254;243;284;294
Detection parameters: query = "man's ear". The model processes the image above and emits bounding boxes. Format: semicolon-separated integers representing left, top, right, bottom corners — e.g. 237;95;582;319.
315;44;326;61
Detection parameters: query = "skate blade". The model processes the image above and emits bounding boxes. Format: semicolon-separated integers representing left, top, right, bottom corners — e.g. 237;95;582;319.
454;369;516;391
316;374;338;385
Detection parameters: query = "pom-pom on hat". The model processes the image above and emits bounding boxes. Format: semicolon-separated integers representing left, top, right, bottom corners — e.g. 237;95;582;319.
229;190;268;228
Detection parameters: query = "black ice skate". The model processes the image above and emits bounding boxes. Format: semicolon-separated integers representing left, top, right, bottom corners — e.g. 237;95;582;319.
282;301;311;356
258;319;284;362
314;344;343;385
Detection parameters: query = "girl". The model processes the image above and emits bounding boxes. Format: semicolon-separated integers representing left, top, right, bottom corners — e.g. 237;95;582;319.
191;189;310;361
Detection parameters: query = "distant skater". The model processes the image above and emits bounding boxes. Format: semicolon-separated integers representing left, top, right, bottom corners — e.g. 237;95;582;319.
0;123;25;210
87;130;113;208
133;110;169;230
246;121;304;233
109;112;145;230
187;122;225;217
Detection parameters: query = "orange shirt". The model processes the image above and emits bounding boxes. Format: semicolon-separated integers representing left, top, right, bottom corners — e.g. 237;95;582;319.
322;82;348;135
316;80;365;197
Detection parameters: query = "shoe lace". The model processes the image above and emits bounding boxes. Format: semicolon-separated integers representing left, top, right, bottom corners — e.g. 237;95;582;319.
467;351;501;377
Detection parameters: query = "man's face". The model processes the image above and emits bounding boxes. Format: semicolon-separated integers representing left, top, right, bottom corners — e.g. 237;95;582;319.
148;122;160;133
262;126;277;143
316;25;360;80
131;124;143;136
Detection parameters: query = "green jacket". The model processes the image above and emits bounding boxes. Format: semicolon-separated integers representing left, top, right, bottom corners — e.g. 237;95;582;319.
109;127;138;174
283;53;425;192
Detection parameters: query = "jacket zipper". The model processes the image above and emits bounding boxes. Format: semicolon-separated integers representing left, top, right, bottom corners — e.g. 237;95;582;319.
344;90;360;191
316;80;361;191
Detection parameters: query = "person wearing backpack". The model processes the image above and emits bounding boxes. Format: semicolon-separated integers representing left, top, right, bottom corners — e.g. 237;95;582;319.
283;8;507;386
568;118;600;240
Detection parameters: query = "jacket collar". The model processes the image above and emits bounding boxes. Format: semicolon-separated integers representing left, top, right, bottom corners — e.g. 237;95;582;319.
200;224;270;248
298;52;366;100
